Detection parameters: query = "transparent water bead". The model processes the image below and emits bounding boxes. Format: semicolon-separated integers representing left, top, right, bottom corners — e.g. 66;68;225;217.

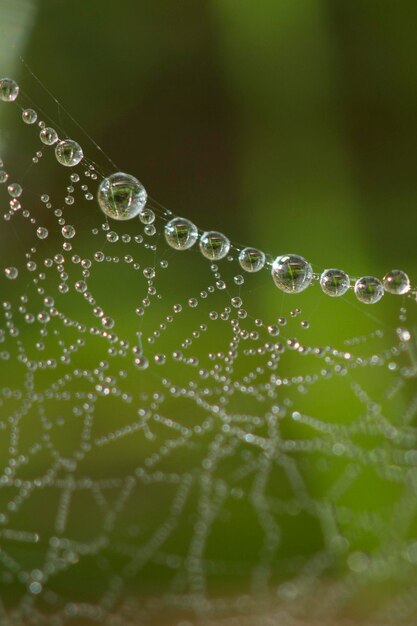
97;172;147;221
383;269;410;295
4;266;18;279
199;231;230;260
354;276;384;304
40;127;58;146
320;268;350;297
7;183;22;198
22;108;37;124
271;254;313;293
62;225;76;239
0;78;19;102
36;227;49;240
55;140;84;167
238;247;266;272
164;217;198;250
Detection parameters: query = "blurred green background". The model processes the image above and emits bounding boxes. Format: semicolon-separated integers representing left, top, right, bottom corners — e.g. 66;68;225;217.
1;2;417;624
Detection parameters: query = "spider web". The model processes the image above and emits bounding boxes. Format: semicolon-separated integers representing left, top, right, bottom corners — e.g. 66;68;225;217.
0;79;417;626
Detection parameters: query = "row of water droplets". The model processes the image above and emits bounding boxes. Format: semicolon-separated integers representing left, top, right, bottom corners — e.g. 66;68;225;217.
0;77;413;304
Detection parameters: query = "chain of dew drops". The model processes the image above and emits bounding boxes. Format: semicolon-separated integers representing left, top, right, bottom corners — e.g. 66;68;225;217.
0;75;415;307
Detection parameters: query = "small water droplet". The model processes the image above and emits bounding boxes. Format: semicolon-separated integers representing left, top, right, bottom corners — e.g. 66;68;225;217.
0;78;19;102
238;247;265;272
22;108;37;124
4;266;18;279
36;227;49;240
55;139;83;167
40;127;58;145
62;225;76;239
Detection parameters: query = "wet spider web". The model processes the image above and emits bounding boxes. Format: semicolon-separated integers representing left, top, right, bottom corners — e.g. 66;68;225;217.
0;77;417;626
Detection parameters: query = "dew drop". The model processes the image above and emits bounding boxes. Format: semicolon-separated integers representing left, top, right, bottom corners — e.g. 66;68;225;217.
22;108;37;124
383;269;410;295
107;231;119;243
354;276;384;304
238;247;266;272
7;183;22;198
271;254;313;293
4;266;18;279
97;172;147;220
0;78;19;102
40;127;58;146
199;231;230;260
36;227;49;240
55;140;84;167
62;225;76;239
320;268;350;297
164;217;198;250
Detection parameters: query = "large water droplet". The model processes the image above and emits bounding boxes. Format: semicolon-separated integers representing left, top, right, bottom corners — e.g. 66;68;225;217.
55;140;84;167
40;127;58;145
62;225;76;239
383;269;410;295
320;268;350;297
36;227;49;240
238;247;266;272
97;172;147;221
354;276;384;304
0;78;19;102
199;231;230;260
271;254;313;293
164;217;198;250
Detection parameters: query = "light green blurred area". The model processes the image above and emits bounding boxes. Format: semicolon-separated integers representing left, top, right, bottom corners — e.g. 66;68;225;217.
0;1;417;622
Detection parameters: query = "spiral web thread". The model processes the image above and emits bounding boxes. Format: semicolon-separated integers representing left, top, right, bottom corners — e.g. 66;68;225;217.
0;78;417;626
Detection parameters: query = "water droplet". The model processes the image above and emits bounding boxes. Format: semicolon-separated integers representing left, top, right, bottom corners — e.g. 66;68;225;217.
36;227;49;240
75;280;87;293
4;266;18;279
199;231;230;260
354;276;384;304
139;208;155;224
164;217;198;250
0;170;9;184
55;140;84;167
238;247;266;272
320;268;350;297
40;127;58;145
22;108;37;124
107;231;119;243
383;269;410;295
0;78;19;102
7;183;22;198
62;225;76;239
271;254;313;293
97;172;147;220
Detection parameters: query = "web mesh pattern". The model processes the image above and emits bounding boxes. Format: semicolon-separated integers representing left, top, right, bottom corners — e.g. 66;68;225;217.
0;79;417;626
